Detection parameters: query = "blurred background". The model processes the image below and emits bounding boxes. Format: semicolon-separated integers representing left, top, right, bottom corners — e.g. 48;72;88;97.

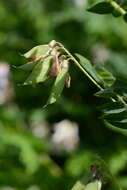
0;0;127;189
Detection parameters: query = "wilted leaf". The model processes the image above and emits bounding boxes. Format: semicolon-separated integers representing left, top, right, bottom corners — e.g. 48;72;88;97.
46;64;69;105
24;56;52;85
75;54;101;84
87;2;113;14
15;62;35;71
71;181;85;190
85;180;102;190
24;45;50;60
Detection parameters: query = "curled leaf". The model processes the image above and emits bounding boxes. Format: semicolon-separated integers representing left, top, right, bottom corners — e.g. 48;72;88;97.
24;45;50;61
24;56;52;85
71;181;85;190
85;180;102;190
46;60;69;106
14;62;35;71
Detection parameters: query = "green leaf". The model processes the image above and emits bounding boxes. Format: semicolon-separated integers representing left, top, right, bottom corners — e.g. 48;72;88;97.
112;9;121;17
103;110;127;123
24;56;52;85
16;62;35;71
95;66;116;88
87;2;113;14
71;181;85;190
24;45;50;60
104;120;127;136
85;180;102;190
99;102;126;114
95;88;115;98
112;79;127;96
46;64;69;105
75;54;101;84
124;14;127;22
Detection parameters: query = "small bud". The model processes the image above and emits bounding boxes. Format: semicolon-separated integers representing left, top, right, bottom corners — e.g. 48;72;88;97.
66;74;71;88
49;40;57;48
61;59;69;69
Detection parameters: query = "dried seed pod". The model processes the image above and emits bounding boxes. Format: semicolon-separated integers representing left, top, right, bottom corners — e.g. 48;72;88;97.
49;62;61;78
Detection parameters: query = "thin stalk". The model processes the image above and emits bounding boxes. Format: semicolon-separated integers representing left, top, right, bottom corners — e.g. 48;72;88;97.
58;42;103;90
107;0;126;15
117;95;127;109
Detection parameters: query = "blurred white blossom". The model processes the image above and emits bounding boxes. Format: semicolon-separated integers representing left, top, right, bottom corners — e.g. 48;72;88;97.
0;63;13;105
51;120;79;152
91;43;109;65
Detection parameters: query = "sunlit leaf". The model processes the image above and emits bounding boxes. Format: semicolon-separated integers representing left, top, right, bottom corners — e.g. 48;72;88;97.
84;180;102;190
15;62;35;71
46;64;69;105
71;181;85;190
24;45;50;60
87;2;113;14
24;56;52;85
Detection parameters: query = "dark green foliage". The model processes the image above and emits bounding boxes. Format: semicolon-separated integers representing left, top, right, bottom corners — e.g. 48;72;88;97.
1;0;127;189
87;2;113;14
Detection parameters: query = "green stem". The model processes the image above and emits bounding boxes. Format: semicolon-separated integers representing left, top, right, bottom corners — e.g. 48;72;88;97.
58;43;103;90
117;95;127;109
107;0;126;15
57;42;127;109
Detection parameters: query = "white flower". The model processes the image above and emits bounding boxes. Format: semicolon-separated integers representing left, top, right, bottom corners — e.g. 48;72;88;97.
51;119;79;152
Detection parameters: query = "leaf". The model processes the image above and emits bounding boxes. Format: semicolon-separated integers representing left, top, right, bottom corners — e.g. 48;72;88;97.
15;62;35;71
84;180;102;190
111;79;127;96
46;64;69;105
71;181;86;190
104;120;127;136
24;56;52;85
87;2;113;14
103;110;127;124
95;88;115;99
95;66;116;88
75;54;101;84
98;102;126;114
24;45;50;60
124;14;127;22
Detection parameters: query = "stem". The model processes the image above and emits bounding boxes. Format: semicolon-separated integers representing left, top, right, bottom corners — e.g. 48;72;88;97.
57;42;127;109
58;42;103;90
117;95;127;109
107;0;126;15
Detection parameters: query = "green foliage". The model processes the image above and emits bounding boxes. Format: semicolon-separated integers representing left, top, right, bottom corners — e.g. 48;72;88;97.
87;0;127;22
87;2;113;14
1;0;127;189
